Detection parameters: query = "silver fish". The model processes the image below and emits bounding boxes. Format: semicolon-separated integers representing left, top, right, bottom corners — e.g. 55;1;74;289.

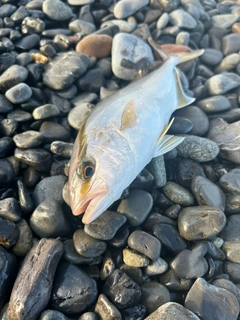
65;38;204;224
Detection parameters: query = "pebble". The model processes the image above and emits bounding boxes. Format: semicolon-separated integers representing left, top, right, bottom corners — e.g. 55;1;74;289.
42;0;73;21
0;94;14;113
226;195;240;215
76;34;112;58
215;53;240;73
212;14;238;29
11;219;33;257
185;277;239;320
32;104;60;120
168;116;193;134
169;9;197;29
51;261;97;315
145;302;201;320
147;155;166;188
69;19;96;35
15;34;40;51
7;238;63;320
17;179;34;214
113;0;149;19
177;135;219;162
178;206;226;241
50;141;73;159
224;261;240;283
207;118;240;164
43;51;91;90
117;189;153;226
123;248;150;267
0;119;18;137
222;241;240;264
7;109;32;122
199;48;223;66
77;68;105;93
84;210;127;240
128;230;161;261
232;22;240;34
191;176;226;212
111;33;154;80
13;130;44;148
175;159;205;188
73;229;107;258
101;20;136;33
0;64;28;92
0;159;16;184
197;95;231;113
156;12;169;30
219;169;240;195
219;214;240;242
0;198;21;222
39;310;69;320
103;269;141;309
63;239;94;265
32;175;67;206
39;121;70;143
162;181;195;206
205;73;240;95
0;218;19;248
68;102;94;130
5;83;32;104
222;34;240;56
95;294;122;320
140;282;170;314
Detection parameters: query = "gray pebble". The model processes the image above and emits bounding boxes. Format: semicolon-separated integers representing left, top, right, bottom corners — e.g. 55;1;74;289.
100;251;115;280
123;248;150;267
219;168;240;195
159;268;192;292
212;14;238;29
205;73;240;95
73;229;107;258
169;9;197;29
68;102;94;130
147;155;166;188
162;181;195;206
13;130;44;148
0;197;21;222
0;65;28;92
113;0;148;19
7;238;63;320
222;241;240;264
7;109;32;122
50;141;73;159
0;159;16;184
43;51;91;90
0;119;18;137
69;19;96;34
224;261;240;282
5;83;32;104
117;189;153;226
30;199;70;238
63;239;94;265
0;94;14;113
39;121;70;143
175;159;205;188
77;68;105;93
177;135;219;162
84;210;127;241
212;278;240;307
14;34;40;51
32;104;60;120
207;118;240;164
178;206;226;241
17;179;34;214
79;312;98;320
112;33;154;81
197;95;231;113
168;117;193;134
0;218;19;248
145;302;200;320
95;294;122;320
215;53;240;73
219;214;240;242
33;175;67;206
11;218;33;257
185;277;239;320
42;0;73;21
156;12;169;30
226;195;240;215
176;31;190;46
199;48;223;66
222;34;240;56
144;257;168;276
101;20;136;33
39;310;69;320
191;176;226;211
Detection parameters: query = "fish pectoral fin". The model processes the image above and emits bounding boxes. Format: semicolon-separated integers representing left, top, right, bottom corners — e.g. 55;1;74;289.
120;100;137;131
153;134;184;157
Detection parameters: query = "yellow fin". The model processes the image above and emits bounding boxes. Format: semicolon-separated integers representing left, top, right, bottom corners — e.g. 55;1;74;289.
157;118;175;142
120;100;137;131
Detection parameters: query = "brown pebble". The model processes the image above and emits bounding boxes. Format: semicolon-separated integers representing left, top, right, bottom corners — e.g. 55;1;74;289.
76;34;112;58
31;53;48;64
232;23;240;34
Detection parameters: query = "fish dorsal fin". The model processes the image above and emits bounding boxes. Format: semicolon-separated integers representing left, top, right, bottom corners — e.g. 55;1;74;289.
133;61;163;82
153;134;184;157
120;100;137;131
175;68;195;108
100;87;117;100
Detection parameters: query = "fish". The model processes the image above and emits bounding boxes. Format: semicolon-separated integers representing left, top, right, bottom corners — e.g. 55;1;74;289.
64;38;204;224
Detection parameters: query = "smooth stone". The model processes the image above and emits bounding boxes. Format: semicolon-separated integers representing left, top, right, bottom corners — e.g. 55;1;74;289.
68;0;95;4
51;262;97;315
170;244;208;279
42;0;72;21
219;168;240;195
103;269;141;309
176;31;190;46
22;16;45;34
111;33;154;81
215;53;240;73
199;48;223;66
122;248;150;267
120;264;143;285
73;229;107;258
17;179;34;214
32;104;60;120
207;118;240;164
197;95;231;113
185;277;239;320
191;176;226;212
222;33;240;56
84;210;127;240
30;199;70;238
144;257;168;276
205;73;240;95
156;12;169;29
0;159;16;184
219;214;240;241
7;109;32;122
140;282;170;314
69;19;96;34
0;119;18;136
0;198;21;222
117;189;153;226
0;94;14;113
50;141;73;159
5;83;32;104
232;22;240;34
77;68;105;93
0;64;28;92
23;166;40;188
174;106;209;136
222;241;240;264
175;159;205;188
165;204;181;219
0;4;16;18
14;34;40;50
178;206;226;241
33;175;67;206
163;181;194;206
76;34;112;58
7;239;63;320
68;102;94;130
147;155;166;188
63;239;94;265
0;137;14;158
16;52;33;67
143;213;176;231
145;302;200;320
39;310;69;320
159;268;193;291
128;230;161;261
101;20;136;33
213;278;240;307
113;0;149;19
152;224;186;253
0;218;19;248
95;294;122;320
109;224;129;248
177;135;219;162
226;195;240;214
168;117;193;134
39;121;70;143
13;131;44;148
169;9;197;29
100;251;115;280
79;313;98;320
43;51;90;90
212;14;238;28
121;304;146;320
14;148;52;172
11;219;33;257
224;261;240;282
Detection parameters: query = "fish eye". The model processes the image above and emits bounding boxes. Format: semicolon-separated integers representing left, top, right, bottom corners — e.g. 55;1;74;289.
83;165;94;179
76;158;95;180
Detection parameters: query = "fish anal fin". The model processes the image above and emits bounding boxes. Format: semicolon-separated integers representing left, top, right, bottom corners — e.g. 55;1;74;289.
120;100;137;131
154;134;184;157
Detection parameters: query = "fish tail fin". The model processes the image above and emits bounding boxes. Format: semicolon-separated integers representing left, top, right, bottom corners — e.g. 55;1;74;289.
148;37;204;65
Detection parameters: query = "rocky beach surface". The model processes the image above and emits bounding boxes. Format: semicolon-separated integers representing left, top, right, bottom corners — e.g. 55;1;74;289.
0;0;240;319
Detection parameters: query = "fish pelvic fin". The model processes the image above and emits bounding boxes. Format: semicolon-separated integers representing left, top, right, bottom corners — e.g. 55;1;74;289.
153;134;184;157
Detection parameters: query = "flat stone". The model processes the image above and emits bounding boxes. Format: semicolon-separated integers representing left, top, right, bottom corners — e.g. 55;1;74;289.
215;53;240;73
113;0;149;19
32;104;60;120
13;131;44;148
219;214;240;242
197;95;231;113
5;83;32;104
219;168;240;195
68;102;94;130
95;294;121;320
212;14;238;29
169;9;197;29
42;0;73;21
39;121;70;143
0;64;28;92
76;34;112;58
163;181;194;206
123;248;150;267
222;34;240;56
205;73;240;95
